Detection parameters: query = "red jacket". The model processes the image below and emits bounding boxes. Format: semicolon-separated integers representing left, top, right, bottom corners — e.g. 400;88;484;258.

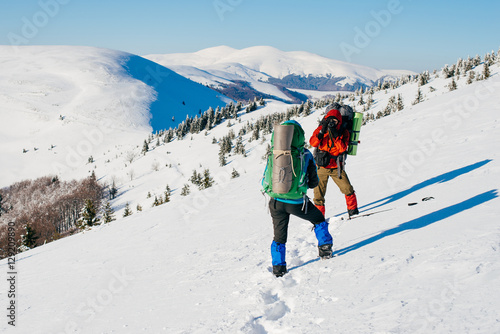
309;109;350;169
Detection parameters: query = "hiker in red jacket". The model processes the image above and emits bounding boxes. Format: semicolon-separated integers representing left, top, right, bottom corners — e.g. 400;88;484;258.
309;104;359;217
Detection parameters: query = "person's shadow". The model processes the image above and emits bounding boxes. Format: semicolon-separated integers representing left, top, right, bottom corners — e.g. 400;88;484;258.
357;159;492;213
333;189;497;257
289;160;497;271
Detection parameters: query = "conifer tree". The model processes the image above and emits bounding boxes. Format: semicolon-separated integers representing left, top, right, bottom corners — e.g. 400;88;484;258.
181;184;190;196
235;137;245;155
190;170;202;187
231;168;240;179
483;62;490;79
164;130;173;143
412;88;424;105
449;78;458;91
109;180;118;200
467;70;475;84
0;192;6;217
123;203;133;217
142;140;149;155
136;204;143;212
358;95;365;106
201;169;214;189
252;127;260;141
219;151;227;167
206;107;215;130
102;201;115;223
21;224;38;249
79;199;99;227
384;96;397;116
397;94;404;111
236;101;243;112
418;72;429;86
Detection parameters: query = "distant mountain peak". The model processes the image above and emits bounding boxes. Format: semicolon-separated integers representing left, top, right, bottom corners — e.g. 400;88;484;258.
145;46;415;102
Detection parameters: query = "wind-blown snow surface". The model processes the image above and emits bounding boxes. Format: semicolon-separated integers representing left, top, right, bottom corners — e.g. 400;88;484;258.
0;46;230;186
2;63;500;333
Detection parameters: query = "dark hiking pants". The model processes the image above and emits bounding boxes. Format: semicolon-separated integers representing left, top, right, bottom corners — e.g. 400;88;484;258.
269;198;325;244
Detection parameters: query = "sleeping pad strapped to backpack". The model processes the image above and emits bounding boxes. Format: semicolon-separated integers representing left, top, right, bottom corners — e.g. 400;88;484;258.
262;120;308;200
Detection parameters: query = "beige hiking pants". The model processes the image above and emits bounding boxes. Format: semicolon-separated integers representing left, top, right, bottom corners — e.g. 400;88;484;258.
313;167;355;207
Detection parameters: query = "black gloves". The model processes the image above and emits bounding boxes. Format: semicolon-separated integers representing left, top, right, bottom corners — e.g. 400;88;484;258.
320;118;329;130
318;117;342;140
317;118;329;140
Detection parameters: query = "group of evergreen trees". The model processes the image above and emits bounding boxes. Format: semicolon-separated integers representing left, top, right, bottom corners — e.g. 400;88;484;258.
141;97;268;150
190;169;215;190
345;49;499;123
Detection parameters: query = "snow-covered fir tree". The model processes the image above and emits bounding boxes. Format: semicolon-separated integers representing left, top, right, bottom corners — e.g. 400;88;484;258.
20;224;38;251
180;184;190;196
483;62;491;79
201;169;214;190
467;70;476;84
142;140;149;155
449;78;458;91
219;151;227;166
190;170;203;187
102;201;115;223
234;137;245;155
123;203;133;217
231;168;240;179
78;199;99;228
397;94;404;111
412;88;424;105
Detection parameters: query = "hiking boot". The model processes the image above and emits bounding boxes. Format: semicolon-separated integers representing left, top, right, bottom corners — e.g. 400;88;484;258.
318;244;333;259
272;265;287;277
348;208;359;218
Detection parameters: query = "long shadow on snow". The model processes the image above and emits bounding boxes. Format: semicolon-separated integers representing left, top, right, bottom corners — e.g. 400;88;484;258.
289;189;498;271
354;159;492;215
289;161;495;271
332;189;498;257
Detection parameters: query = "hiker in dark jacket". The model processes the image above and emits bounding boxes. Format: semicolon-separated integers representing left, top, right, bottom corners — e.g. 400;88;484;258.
262;120;333;277
309;104;359;218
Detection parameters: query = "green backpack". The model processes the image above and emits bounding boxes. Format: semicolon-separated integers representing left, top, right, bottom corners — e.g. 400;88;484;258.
262;120;308;200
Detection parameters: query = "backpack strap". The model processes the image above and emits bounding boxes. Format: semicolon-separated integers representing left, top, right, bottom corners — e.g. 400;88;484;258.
273;149;297;177
298;148;307;187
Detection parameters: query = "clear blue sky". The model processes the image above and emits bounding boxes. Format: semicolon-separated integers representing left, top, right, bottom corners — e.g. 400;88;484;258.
1;0;499;72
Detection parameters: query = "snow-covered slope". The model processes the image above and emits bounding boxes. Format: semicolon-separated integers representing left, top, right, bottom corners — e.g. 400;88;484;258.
0;46;230;187
1;57;499;333
146;46;415;100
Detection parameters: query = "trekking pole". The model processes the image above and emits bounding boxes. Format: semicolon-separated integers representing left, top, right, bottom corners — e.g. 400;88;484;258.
337;155;342;179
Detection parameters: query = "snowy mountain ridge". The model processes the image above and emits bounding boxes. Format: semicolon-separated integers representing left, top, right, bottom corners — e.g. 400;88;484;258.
0;45;231;186
145;45;415;101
